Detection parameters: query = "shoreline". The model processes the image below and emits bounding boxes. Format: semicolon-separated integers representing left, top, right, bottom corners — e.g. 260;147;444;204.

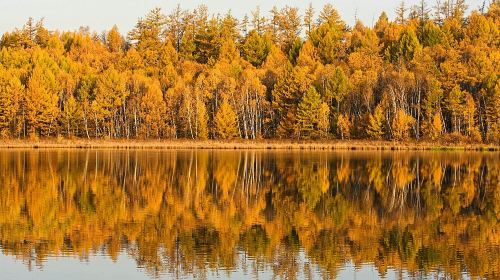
0;139;499;151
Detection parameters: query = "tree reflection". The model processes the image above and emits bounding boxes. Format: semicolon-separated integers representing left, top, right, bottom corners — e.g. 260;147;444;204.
0;150;498;279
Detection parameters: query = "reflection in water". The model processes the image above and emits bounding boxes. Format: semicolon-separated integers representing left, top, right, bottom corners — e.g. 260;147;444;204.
0;150;498;279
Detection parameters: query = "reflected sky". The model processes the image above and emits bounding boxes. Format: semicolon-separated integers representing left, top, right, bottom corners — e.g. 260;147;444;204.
0;252;418;280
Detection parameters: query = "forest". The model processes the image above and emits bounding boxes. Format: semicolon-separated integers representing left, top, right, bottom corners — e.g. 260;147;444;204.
0;1;498;143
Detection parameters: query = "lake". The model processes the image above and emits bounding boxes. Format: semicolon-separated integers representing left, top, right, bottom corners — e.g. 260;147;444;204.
0;149;498;279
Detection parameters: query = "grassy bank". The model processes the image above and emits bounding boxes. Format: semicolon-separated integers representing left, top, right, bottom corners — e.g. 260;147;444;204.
0;138;498;151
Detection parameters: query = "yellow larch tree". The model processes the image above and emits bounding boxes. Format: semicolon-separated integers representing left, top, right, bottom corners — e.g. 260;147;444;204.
215;100;239;139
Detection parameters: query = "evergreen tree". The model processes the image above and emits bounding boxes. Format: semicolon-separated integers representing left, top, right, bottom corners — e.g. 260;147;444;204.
128;8;167;70
485;83;500;143
310;4;346;64
241;30;270;67
194;18;220;64
420;21;444;47
296;86;322;139
397;28;421;63
274;66;313;138
324;66;348;113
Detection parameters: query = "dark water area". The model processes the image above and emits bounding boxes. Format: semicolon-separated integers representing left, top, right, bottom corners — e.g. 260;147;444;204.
0;149;498;279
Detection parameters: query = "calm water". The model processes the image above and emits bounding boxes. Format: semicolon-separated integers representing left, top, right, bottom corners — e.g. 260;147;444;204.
0;149;498;280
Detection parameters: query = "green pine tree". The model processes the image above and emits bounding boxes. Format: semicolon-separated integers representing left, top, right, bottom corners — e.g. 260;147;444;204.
296;86;322;139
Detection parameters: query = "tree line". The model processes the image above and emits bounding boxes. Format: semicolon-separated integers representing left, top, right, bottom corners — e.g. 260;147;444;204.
0;1;498;142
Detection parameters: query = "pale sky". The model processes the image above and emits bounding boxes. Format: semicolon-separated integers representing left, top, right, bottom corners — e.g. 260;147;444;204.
0;0;487;35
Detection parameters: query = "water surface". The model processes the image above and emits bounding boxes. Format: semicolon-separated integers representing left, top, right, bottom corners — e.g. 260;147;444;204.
0;150;498;279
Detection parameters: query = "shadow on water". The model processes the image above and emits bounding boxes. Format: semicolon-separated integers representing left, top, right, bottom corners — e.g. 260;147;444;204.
0;149;498;279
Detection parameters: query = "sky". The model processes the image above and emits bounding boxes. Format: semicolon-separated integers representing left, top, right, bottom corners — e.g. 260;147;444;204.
0;0;487;35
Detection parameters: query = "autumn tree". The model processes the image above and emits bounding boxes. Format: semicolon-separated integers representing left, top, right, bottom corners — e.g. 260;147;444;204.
215;101;239;139
25;65;59;137
0;4;497;144
304;3;315;36
318;102;330;137
396;1;407;25
337;114;351;140
196;99;209;139
366;105;386;140
139;79;167;138
462;92;481;141
106;25;123;53
239;68;267;139
445;85;464;134
421;79;444;139
0;69;22;137
60;95;80;137
392;109;415;141
271;6;302;55
92;67;127;138
424;112;443;140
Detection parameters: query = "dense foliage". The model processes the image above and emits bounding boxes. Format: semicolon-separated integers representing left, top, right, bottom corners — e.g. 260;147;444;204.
0;1;499;142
